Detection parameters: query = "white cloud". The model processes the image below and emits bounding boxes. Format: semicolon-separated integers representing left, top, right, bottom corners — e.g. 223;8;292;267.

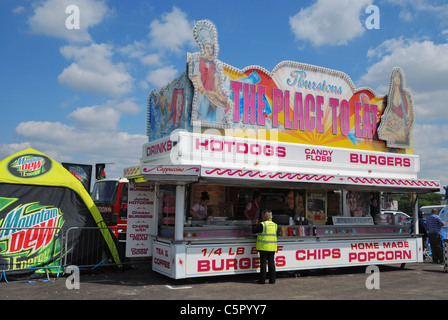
11;113;147;178
412;90;448;120
66;99;141;132
384;0;448;23
58;43;134;96
14;121;77;147
141;54;162;66
413;123;448;184
289;0;372;47
148;6;195;53
145;65;178;89
118;41;163;66
360;37;448;187
29;1;133;97
116;7;196;91
0;142;32;158
68;106;121;131
28;0;110;43
114;99;141;114
13;6;25;14
359;38;448;121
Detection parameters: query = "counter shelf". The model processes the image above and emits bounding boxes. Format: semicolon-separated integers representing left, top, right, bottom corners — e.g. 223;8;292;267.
159;223;254;241
310;224;411;236
158;222;412;243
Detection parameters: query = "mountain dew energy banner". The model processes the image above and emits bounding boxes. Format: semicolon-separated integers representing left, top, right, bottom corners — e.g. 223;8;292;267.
0;149;122;279
0;187;65;273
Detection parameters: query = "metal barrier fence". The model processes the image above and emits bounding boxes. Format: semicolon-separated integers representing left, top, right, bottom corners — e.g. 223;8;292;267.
64;226;125;269
0;226;131;281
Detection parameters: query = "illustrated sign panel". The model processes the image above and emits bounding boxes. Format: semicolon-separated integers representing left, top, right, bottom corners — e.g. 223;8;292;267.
148;19;414;154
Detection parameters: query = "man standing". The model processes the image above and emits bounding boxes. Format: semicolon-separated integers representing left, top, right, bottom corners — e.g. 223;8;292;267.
254;209;277;284
426;208;445;264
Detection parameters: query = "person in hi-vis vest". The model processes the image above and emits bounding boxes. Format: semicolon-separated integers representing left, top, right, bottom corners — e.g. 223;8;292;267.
253;209;277;284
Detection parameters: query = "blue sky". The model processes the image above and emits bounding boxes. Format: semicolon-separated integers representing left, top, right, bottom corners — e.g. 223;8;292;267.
1;0;448;190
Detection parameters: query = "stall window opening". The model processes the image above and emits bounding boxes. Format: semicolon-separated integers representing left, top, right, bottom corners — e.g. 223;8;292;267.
159;186;176;226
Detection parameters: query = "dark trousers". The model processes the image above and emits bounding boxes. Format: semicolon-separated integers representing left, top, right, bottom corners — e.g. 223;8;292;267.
428;233;443;263
259;250;276;282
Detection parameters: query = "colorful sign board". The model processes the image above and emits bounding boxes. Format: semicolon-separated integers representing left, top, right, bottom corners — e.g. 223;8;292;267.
378;67;414;149
147;73;192;141
126;181;154;257
147;19;415;154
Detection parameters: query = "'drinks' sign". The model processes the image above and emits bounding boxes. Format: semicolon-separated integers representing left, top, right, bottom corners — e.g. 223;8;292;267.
0;198;64;271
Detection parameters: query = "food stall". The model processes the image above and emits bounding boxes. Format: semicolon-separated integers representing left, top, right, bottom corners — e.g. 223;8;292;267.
124;20;440;279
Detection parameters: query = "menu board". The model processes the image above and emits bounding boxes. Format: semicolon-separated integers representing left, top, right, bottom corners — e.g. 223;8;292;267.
126;182;154;257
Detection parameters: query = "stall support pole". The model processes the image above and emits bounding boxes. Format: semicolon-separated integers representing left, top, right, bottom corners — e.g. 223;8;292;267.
175;185;185;241
413;193;419;235
153;183;159;238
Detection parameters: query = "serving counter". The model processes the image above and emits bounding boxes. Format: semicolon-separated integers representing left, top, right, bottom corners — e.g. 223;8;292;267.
152;224;420;279
158;220;411;242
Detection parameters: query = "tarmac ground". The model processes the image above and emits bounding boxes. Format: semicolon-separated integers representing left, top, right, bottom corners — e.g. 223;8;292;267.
1;260;447;303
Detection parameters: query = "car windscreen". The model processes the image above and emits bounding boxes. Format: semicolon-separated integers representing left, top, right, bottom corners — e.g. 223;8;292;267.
92;181;118;203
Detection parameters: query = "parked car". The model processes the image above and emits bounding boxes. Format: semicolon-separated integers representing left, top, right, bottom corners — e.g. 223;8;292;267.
377;210;410;225
419;205;445;220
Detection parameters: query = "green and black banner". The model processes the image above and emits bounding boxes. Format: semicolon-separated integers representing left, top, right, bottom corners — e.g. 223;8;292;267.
0;149;122;280
62;162;93;193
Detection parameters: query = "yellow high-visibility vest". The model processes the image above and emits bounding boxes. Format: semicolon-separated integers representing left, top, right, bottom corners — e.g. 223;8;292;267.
256;220;277;252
